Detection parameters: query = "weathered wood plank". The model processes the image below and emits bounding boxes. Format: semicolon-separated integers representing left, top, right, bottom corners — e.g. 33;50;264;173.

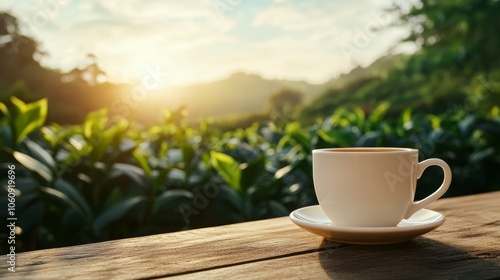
171;191;500;279
2;191;499;279
170;237;500;280
4;216;329;279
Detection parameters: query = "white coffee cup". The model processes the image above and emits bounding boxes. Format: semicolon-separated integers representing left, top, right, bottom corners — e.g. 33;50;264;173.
313;147;452;227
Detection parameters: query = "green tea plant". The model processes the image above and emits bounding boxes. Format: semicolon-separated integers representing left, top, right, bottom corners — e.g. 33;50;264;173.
1;97;499;253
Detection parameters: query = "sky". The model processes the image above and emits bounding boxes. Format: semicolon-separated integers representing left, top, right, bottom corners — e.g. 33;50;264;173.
1;0;415;88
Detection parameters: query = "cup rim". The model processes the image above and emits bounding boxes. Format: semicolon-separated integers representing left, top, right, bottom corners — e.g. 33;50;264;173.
313;147;418;154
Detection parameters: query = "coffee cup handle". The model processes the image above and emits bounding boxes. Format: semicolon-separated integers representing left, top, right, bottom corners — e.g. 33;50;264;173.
404;158;452;219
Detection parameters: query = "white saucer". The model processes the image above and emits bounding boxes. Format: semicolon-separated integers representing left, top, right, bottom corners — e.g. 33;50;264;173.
289;206;445;245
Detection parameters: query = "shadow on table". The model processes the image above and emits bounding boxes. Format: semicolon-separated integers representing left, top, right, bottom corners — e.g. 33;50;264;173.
318;237;500;279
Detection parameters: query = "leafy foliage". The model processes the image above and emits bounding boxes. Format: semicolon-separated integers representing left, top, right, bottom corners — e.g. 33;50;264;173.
1;97;499;253
0;0;499;254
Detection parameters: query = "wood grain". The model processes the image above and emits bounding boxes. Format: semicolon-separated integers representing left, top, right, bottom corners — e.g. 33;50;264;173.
2;191;499;279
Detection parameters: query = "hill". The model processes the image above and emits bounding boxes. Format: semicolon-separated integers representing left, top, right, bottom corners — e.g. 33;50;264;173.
1;10;406;125
150;72;322;122
147;55;405;123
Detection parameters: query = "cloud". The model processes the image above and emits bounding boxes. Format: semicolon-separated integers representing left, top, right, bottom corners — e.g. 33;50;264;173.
250;0;409;77
1;0;411;86
253;2;341;32
3;0;238;83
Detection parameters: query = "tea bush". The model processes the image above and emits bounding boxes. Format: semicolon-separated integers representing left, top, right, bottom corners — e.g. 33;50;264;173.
1;98;499;252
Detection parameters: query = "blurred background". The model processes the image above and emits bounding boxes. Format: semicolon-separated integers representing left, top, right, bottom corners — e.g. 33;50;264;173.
1;0;499;253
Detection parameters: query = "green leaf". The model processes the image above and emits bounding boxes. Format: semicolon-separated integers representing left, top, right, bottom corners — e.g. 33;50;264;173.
168;168;187;186
285;122;311;150
329;107;348;126
317;128;357;147
92;132;114;162
469;147;495;164
427;114;441;129
93;196;146;235
402;108;413;125
9;177;39;194
285;122;301;134
133;150;152;177
152;189;194;215
240;155;266;190
0;125;13;148
0;102;9;117
82;109;116;162
13;151;53;182
267;200;289;217
10;96;27;113
41;126;59;148
181;142;196;170
212;187;245;223
54;179;93;222
108;163;150;189
356;131;382;147
274;165;293;180
40;187;86;219
210;151;242;191
291;131;312;151
277;134;292;149
83;109;107;139
459;115;479;138
25;140;57;173
368;102;390;124
154;168;172;190
11;97;48;144
159;141;169;159
491;106;499;118
352;107;366;128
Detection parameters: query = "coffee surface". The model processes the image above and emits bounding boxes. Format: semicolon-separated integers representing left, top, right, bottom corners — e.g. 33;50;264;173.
323;148;409;153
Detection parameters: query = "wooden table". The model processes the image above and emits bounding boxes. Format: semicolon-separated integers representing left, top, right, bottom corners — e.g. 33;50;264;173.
3;191;500;279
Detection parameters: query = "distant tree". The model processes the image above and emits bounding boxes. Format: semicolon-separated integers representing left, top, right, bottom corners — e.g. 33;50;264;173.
0;12;18;36
389;0;500;76
62;53;108;85
0;12;118;124
0;12;41;75
269;88;303;114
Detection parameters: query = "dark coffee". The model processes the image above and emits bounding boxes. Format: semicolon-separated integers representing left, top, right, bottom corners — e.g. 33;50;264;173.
323;148;410;153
